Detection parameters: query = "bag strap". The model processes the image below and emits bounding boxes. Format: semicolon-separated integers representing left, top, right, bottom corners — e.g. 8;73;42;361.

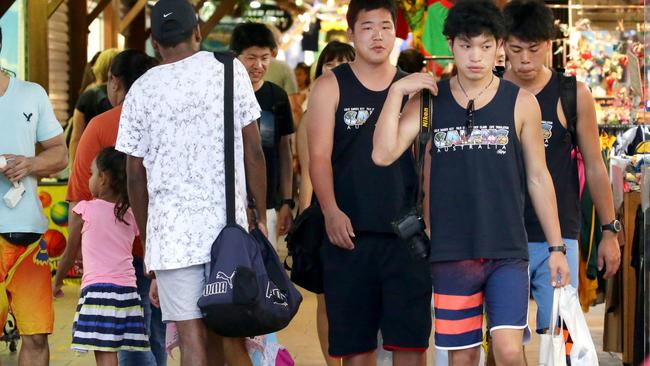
558;74;578;147
416;90;433;215
214;51;237;225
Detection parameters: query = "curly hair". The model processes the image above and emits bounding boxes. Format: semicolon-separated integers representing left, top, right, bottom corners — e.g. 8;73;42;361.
443;0;506;41
503;0;556;42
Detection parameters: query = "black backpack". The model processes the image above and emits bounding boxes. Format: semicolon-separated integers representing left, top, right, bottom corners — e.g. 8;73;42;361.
197;52;302;337
558;73;578;148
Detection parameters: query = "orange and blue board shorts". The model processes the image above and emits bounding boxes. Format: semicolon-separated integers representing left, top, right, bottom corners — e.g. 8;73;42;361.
0;235;54;335
431;258;530;350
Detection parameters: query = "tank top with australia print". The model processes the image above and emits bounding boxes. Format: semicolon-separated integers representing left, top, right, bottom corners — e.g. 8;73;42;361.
428;78;528;262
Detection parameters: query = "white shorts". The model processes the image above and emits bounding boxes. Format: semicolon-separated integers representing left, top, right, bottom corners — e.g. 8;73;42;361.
155;263;210;322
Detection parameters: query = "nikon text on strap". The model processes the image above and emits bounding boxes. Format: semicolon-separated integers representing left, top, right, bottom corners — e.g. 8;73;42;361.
416;89;433;214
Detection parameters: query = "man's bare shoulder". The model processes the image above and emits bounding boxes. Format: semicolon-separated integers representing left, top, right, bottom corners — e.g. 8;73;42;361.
307;73;339;108
515;87;539;110
575;80;595;104
312;72;339;93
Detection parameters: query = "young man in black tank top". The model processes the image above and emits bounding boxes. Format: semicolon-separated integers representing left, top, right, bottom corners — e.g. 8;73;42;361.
307;1;433;364
373;1;570;365
502;0;620;340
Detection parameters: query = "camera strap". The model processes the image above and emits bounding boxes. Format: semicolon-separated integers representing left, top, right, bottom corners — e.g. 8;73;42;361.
416;89;433;215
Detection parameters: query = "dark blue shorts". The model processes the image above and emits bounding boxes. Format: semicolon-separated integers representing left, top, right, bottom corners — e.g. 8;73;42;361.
431;258;530;350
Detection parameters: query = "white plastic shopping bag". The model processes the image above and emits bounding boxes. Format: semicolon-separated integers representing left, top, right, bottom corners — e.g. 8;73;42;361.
558;286;599;366
539;288;567;366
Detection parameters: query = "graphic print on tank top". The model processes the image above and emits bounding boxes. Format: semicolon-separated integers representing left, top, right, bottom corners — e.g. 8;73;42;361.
541;120;553;146
343;107;374;129
330;63;415;234
428;79;528;262
432;125;511;154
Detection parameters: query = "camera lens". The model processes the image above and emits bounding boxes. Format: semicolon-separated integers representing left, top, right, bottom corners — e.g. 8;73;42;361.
409;234;430;261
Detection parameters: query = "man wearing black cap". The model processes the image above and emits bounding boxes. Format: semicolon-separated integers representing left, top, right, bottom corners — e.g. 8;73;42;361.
116;1;267;365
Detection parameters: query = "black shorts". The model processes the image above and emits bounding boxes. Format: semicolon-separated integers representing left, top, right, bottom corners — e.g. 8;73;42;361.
321;232;432;357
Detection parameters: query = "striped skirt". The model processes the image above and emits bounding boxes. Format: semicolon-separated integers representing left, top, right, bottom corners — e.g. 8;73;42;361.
71;283;150;352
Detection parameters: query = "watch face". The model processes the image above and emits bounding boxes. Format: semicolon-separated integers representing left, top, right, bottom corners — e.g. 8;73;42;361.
613;220;622;232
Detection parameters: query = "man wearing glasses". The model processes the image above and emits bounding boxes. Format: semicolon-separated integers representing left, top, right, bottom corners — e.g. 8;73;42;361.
373;1;569;365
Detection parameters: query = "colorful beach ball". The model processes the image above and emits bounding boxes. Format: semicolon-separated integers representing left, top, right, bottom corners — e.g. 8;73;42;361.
43;229;66;258
38;191;52;208
50;201;69;226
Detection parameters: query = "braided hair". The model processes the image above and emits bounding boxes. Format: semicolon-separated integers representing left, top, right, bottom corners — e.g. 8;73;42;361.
95;147;130;224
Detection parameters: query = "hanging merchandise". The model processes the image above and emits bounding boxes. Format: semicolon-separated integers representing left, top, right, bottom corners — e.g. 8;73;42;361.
566;27;642;124
422;0;454;69
396;0;427;47
395;8;410;40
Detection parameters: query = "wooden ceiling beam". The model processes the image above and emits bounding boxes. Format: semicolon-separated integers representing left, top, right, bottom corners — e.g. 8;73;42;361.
87;0;112;26
119;0;147;34
200;0;239;38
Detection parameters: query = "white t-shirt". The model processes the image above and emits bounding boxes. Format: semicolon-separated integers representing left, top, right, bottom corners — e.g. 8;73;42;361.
116;51;261;271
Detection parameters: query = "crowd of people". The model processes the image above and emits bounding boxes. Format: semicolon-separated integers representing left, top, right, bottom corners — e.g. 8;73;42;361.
0;0;623;365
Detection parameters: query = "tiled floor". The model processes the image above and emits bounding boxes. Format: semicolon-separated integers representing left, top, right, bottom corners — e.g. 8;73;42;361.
0;281;623;366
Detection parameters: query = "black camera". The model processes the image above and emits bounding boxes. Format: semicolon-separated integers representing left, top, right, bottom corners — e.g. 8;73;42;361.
392;212;430;261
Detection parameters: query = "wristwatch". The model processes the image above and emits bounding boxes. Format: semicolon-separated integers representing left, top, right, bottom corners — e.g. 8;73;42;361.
602;219;622;234
548;244;567;255
281;198;295;209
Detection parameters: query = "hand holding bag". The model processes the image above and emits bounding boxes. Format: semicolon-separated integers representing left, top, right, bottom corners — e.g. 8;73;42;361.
539;288;567;366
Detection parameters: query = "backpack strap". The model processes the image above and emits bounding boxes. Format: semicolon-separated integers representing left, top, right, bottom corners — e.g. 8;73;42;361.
558;73;578;147
214;51;237;225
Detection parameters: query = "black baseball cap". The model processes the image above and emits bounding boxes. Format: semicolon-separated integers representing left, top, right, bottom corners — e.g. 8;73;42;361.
150;0;198;45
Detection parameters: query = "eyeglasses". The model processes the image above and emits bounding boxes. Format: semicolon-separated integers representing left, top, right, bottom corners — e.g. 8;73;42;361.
465;99;475;137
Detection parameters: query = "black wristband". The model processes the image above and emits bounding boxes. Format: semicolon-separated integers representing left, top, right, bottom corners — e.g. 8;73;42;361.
548;245;567;255
281;198;295;209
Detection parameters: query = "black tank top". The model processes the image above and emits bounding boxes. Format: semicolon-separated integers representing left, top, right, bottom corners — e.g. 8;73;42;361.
428;79;528;262
524;71;580;242
331;64;416;234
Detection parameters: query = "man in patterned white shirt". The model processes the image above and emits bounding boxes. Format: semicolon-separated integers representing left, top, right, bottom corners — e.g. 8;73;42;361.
115;1;266;365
